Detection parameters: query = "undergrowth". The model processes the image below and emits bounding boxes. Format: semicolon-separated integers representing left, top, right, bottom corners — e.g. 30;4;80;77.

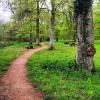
28;41;100;100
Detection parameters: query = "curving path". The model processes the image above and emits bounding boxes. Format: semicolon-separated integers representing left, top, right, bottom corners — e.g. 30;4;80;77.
0;43;47;100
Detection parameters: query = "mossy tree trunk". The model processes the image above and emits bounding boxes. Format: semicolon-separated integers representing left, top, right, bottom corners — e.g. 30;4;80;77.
86;7;96;72
76;4;96;72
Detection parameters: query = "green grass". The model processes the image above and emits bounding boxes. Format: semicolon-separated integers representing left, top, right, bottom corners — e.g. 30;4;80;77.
94;40;100;70
27;41;100;100
0;42;28;75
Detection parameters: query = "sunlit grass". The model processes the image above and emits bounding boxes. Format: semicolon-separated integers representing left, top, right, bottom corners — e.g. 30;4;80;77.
0;42;27;75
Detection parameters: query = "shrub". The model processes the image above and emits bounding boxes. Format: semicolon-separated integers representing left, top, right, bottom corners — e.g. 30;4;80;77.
0;41;13;48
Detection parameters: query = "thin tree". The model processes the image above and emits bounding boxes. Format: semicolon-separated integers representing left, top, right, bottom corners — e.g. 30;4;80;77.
49;0;55;50
36;0;40;45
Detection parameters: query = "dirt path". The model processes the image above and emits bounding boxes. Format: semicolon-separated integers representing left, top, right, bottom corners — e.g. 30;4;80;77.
0;43;47;100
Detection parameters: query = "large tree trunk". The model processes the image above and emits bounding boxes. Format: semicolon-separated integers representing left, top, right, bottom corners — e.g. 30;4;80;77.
76;7;96;72
76;14;85;69
36;0;40;45
49;0;55;50
86;7;96;72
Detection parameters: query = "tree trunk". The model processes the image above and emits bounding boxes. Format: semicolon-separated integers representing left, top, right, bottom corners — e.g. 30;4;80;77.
36;0;40;45
76;14;85;69
86;7;96;72
27;15;33;49
76;7;96;72
49;0;55;50
29;18;33;46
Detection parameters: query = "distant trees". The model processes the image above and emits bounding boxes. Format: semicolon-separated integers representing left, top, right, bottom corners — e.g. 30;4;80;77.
94;0;100;39
0;24;5;41
60;0;76;42
2;0;76;45
49;0;72;49
74;0;96;72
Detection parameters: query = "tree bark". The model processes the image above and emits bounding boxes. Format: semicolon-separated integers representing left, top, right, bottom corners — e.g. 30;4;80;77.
29;16;33;47
36;0;40;45
86;7;96;72
76;7;96;72
49;0;55;50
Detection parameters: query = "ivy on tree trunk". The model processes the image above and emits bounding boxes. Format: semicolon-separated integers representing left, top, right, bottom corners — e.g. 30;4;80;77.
74;0;96;72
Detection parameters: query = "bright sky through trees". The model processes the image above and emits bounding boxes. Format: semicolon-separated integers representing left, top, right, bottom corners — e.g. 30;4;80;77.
0;0;98;24
0;0;11;24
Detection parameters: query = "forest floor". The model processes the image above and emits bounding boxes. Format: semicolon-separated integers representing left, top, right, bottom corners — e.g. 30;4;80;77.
27;41;100;100
0;43;47;100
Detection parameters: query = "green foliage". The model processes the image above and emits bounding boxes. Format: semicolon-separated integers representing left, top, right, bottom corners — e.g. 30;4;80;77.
94;1;100;40
27;41;100;99
0;41;13;48
15;22;35;41
3;0;78;42
40;58;75;72
0;0;100;42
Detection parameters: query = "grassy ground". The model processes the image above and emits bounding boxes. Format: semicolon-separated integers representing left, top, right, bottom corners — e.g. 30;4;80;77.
0;42;28;75
27;41;100;100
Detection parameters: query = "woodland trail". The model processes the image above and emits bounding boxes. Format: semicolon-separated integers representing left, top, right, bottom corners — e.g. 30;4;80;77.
0;43;47;100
